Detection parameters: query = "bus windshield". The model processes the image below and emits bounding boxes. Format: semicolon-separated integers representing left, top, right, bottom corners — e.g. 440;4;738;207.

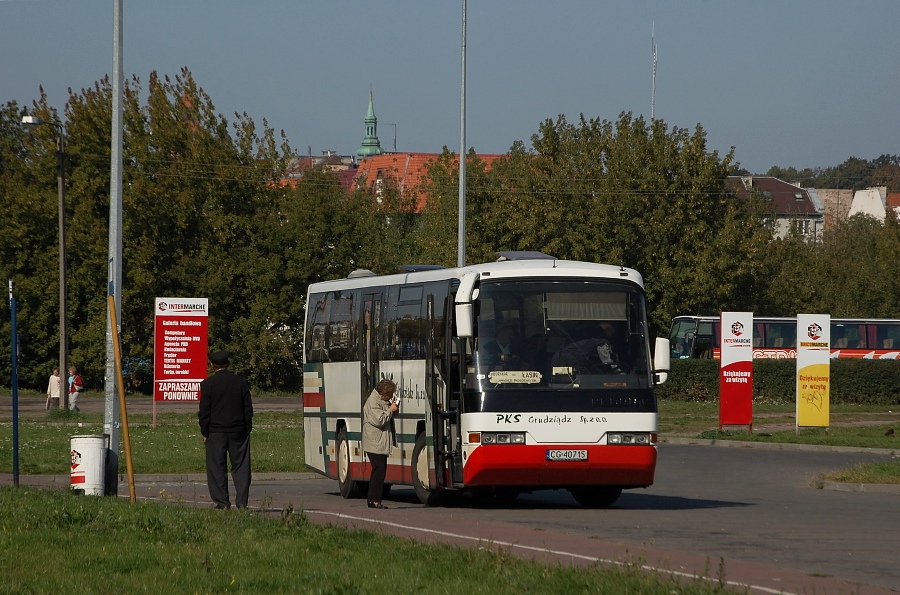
473;280;652;390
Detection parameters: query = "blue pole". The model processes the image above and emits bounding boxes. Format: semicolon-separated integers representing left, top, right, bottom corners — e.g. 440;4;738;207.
9;280;19;487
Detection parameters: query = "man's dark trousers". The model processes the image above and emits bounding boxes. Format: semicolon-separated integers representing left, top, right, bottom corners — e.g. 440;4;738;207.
205;431;251;509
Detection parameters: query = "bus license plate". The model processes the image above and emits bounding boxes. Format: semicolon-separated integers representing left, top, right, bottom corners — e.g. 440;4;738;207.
546;449;588;461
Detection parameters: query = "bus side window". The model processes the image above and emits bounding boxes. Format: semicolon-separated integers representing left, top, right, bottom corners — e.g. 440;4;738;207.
831;324;843;349
306;293;330;363
391;285;424;360
328;291;355;362
883;325;900;349
853;325;867;349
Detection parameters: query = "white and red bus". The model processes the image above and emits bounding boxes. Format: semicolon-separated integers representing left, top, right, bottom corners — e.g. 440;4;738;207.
303;255;671;507
669;315;900;360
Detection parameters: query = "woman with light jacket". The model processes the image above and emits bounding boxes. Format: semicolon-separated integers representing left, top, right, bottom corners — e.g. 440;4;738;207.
362;379;398;509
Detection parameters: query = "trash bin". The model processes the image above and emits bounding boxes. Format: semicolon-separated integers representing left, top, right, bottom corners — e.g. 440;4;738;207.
70;435;109;496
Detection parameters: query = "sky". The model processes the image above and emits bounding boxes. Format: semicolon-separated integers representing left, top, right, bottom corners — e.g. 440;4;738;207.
2;0;898;175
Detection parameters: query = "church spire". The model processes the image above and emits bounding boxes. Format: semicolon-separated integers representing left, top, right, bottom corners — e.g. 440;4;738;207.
357;91;383;159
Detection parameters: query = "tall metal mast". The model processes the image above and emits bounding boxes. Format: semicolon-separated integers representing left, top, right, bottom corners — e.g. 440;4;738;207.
651;22;657;120
457;0;467;268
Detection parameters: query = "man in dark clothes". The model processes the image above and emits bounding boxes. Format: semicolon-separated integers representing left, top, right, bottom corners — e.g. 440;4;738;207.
198;350;253;509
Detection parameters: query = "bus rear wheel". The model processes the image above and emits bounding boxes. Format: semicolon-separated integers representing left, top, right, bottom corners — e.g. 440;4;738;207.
337;428;364;499
412;434;444;506
569;486;622;508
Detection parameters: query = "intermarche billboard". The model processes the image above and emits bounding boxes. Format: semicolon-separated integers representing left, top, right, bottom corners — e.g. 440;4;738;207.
719;311;754;428
153;297;209;402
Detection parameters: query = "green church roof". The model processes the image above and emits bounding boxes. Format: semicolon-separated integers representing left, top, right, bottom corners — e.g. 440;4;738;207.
358;92;383;158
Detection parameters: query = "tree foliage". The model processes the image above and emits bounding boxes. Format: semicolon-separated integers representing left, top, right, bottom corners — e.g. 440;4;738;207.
4;73;900;393
416;113;772;334
2;70;305;390
764;154;900;193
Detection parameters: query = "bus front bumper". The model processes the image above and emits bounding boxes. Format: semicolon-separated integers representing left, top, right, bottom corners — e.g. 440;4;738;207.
462;444;657;488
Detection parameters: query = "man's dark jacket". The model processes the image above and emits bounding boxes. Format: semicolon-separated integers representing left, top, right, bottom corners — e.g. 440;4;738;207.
198;368;253;437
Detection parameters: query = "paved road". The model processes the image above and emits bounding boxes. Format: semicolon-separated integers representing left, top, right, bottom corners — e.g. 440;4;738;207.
4;394;899;593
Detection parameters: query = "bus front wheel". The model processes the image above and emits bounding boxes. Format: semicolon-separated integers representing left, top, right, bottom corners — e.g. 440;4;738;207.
337;428;364;499
569;486;622;508
412;434;444;506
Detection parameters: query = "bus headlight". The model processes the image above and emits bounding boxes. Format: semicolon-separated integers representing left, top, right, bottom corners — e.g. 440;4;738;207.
607;432;656;445
472;432;525;445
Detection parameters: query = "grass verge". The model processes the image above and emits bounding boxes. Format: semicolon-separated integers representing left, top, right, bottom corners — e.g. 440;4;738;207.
658;401;899;484
1;486;737;594
820;460;900;484
3;402;897;484
693;425;899;449
0;411;302;475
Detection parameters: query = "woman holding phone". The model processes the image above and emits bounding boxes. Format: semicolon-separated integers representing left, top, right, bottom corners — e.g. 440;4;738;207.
362;379;398;509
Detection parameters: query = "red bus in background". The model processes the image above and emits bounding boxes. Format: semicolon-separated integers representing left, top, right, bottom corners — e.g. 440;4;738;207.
669;316;900;360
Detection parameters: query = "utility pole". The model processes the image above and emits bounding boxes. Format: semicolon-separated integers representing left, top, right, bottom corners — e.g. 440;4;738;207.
20;115;67;410
104;0;124;496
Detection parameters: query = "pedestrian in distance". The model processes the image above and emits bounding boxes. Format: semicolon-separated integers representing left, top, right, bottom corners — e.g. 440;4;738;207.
67;366;84;412
46;366;61;410
198;350;254;510
363;379;398;509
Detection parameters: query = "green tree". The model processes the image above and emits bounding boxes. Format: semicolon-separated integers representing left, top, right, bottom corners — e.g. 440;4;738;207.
117;69;296;389
819;215;900;317
355;174;420;274
418;113;771;335
1;94;70;388
758;231;827;317
3;69;305;391
816;156;876;190
415;148;501;267
869;157;900;193
764;165;819;187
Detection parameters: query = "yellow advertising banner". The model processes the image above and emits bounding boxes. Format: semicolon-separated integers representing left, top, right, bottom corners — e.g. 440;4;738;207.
797;363;830;427
796;314;830;428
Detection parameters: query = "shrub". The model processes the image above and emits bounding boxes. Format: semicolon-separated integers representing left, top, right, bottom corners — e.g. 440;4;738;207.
657;358;900;405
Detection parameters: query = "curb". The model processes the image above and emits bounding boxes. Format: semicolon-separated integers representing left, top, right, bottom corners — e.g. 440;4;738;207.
815;480;900;494
661;436;898;456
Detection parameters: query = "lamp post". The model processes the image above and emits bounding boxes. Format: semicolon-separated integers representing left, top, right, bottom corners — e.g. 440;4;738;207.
22;115;68;410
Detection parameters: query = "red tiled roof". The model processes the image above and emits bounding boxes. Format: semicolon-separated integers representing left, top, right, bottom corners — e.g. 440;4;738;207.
354;152;502;212
887;193;900;209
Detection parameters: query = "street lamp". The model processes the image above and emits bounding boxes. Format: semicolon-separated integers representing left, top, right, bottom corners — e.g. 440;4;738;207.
22;115;68;410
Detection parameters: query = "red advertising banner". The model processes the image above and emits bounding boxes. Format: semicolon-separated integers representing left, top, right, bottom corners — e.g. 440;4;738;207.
153;297;209;402
719;311;754;428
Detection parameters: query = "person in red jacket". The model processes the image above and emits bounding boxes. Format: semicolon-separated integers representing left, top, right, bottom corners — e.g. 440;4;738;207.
67;366;84;412
198;351;254;509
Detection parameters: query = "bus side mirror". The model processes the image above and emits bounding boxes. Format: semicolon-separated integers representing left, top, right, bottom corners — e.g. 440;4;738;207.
653;337;670;385
455;303;474;338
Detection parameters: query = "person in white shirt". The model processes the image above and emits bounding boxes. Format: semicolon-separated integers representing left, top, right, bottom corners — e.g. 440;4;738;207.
46;366;61;410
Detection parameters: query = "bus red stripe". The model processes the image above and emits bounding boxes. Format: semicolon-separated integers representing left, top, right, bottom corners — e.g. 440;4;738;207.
302;392;325;408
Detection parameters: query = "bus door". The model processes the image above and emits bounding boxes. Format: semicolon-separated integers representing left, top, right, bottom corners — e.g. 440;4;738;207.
361;292;382;399
424;294;462;487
